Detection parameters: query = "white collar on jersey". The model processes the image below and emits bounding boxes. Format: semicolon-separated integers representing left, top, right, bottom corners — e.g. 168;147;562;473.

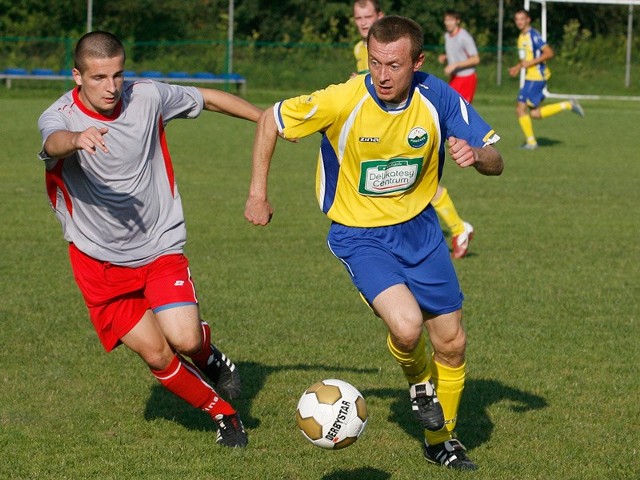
382;98;408;111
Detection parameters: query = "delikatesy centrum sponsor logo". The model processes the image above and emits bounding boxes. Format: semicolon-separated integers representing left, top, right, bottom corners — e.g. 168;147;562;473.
358;158;422;195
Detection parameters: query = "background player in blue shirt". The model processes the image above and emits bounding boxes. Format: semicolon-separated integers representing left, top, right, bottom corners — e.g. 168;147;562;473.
245;16;503;470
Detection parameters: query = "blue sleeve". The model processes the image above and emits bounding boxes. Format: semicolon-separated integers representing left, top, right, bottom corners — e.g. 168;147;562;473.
443;97;495;147
421;76;497;147
531;30;547;52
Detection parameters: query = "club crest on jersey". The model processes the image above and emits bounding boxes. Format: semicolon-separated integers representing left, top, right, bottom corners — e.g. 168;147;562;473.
407;127;428;149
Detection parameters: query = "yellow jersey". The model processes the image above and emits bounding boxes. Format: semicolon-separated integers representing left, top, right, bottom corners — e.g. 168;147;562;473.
518;28;551;81
274;72;499;228
353;40;369;74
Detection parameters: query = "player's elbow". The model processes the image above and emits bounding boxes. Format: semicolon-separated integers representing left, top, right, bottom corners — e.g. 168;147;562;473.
259;106;273;124
488;151;505;175
476;148;504;176
258;107;278;134
492;156;505;176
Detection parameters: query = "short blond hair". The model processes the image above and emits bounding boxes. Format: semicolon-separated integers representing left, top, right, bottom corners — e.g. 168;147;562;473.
354;0;381;14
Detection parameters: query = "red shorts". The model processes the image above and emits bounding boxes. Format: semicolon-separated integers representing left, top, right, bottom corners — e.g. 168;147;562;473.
69;243;198;352
449;73;478;103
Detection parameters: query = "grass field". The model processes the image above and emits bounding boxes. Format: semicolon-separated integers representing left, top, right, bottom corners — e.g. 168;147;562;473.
1;84;639;479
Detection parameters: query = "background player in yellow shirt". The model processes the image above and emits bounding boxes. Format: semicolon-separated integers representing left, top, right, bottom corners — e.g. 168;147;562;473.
351;0;384;77
352;0;475;258
508;9;584;149
246;15;503;470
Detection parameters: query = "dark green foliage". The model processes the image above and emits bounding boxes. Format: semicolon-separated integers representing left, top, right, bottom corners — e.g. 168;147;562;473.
0;3;639;105
1;0;638;46
235;0;353;43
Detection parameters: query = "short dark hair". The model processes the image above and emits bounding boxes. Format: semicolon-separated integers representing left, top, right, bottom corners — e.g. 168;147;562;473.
368;15;423;62
354;0;381;13
74;31;125;72
515;8;531;18
443;9;461;21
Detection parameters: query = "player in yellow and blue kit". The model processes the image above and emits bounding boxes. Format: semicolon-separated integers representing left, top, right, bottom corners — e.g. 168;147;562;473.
509;9;584;149
245;16;504;470
351;0;384;77
352;0;475;259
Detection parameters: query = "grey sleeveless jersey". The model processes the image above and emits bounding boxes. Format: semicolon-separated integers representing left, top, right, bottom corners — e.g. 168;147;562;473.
38;80;204;266
444;28;479;77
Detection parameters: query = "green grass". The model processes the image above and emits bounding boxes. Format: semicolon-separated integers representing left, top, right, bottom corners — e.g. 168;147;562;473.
1;88;639;480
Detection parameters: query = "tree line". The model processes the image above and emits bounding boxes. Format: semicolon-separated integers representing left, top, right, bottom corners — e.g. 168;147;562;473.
1;0;637;48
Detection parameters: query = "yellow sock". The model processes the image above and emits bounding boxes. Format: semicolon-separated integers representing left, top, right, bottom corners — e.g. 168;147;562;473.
386;333;431;385
518;114;536;145
424;357;466;446
431;187;464;236
540;101;571;118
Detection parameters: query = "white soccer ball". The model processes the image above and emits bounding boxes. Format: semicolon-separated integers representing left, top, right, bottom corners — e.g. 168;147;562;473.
295;378;368;449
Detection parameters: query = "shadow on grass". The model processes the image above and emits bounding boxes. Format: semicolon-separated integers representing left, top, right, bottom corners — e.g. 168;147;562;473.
458;378;548;448
322;467;391;480
514;137;563;150
361;378;547;450
143;361;379;430
536;137;563;147
143;363;547;453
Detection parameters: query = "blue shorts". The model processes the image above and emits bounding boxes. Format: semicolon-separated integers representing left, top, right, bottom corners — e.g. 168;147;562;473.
518;80;547;108
327;206;463;315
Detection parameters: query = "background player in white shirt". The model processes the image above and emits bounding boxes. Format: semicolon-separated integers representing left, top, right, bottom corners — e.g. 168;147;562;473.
438;9;480;103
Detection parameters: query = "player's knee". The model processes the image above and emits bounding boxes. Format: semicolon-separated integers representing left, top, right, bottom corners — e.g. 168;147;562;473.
433;328;466;362
141;346;175;371
394;336;418;352
389;325;423;352
449;332;467;357
170;330;203;356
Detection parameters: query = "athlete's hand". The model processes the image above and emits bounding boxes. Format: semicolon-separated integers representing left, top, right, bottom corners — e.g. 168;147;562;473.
278;131;298;143
508;64;522;77
74;126;109;155
448;136;477;168
244;195;274;226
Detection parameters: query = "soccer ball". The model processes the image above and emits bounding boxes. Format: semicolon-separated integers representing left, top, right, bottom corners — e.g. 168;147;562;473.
295;378;368;449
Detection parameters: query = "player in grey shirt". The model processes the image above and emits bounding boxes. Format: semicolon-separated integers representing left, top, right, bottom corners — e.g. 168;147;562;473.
38;31;259;448
438;9;480;103
39;79;199;267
